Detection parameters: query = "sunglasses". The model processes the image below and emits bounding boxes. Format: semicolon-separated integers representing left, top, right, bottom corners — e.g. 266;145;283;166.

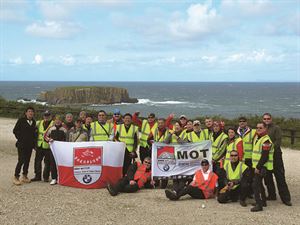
114;114;120;116
144;161;151;164
230;154;238;157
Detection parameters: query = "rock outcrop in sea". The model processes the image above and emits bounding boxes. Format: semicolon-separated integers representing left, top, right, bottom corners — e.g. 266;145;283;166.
38;86;138;105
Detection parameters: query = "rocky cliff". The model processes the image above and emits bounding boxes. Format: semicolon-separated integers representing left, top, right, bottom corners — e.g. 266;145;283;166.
38;86;138;105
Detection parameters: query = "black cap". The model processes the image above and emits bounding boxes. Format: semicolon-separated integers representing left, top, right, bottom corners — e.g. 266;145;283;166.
201;159;209;165
148;113;155;118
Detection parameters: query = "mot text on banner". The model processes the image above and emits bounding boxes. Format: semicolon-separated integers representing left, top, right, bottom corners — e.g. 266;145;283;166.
152;141;212;179
50;141;125;189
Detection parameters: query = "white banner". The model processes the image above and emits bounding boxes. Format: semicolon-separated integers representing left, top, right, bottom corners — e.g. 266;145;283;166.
152;141;212;179
50;141;126;188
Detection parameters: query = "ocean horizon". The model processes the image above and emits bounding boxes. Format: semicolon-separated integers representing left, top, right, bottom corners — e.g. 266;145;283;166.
0;81;299;119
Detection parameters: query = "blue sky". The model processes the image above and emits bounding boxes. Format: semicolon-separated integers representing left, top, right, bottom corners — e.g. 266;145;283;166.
0;0;299;82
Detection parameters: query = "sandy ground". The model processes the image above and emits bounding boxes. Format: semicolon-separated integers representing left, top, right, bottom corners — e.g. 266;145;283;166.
0;117;299;225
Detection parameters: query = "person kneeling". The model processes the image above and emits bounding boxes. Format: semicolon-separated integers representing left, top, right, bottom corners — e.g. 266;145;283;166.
217;150;250;207
107;157;154;196
165;159;218;200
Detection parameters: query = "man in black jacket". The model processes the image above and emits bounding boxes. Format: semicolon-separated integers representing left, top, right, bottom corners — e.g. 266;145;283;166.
13;106;37;185
107;157;154;196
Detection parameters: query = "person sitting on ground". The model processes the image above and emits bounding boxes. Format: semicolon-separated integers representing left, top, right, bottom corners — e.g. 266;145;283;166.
107;157;154;196
68;118;88;142
165;159;218;200
217;150;250;207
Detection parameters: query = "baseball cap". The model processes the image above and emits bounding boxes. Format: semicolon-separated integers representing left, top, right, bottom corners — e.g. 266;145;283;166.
193;120;201;126
180;115;187;119
113;108;121;115
43;110;51;116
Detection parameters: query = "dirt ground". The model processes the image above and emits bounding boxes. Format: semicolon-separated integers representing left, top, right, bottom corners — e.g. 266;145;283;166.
0;117;299;225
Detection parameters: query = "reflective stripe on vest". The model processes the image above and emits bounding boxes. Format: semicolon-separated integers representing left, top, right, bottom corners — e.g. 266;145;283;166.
118;124;138;152
225;161;247;189
211;132;228;161
202;129;211;141
241;129;256;159
224;137;243;166
252;135;274;171
190;170;218;199
37;120;53;149
91;121;112;141
188;131;205;143
170;130;187;143
134;162;151;188
153;128;169;142
140;120;157;148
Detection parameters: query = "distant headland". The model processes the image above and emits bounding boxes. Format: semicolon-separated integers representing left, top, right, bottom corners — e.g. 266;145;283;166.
38;86;138;105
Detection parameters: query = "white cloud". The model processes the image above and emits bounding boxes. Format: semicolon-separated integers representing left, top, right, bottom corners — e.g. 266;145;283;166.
33;54;43;64
9;57;23;65
201;55;217;63
225;50;284;63
60;55;75;65
25;21;82;39
169;3;222;40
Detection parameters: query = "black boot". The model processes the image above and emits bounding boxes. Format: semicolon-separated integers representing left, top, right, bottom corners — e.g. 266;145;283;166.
107;184;118;196
165;189;179;200
240;200;247;207
251;204;263;212
31;176;41;182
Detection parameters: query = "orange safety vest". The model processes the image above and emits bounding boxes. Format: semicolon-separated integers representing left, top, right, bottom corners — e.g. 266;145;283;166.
133;162;152;188
190;170;218;199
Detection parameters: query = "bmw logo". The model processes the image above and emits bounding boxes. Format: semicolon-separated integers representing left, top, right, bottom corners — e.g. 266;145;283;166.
83;174;92;184
163;164;170;171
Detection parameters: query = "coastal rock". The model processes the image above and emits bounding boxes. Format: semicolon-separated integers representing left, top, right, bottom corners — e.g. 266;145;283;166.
38;86;138;105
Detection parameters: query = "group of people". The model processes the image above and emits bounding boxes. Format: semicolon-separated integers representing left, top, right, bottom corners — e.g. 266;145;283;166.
13;106;292;212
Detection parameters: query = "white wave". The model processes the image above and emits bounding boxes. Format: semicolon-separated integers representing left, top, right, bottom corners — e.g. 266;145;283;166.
137;99;188;105
17;99;48;106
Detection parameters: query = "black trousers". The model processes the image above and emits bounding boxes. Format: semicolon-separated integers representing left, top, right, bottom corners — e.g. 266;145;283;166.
50;151;57;180
213;161;226;190
34;147;51;180
217;183;248;203
114;176;139;193
15;146;33;177
252;170;267;207
123;149;135;176
264;151;291;202
177;185;205;199
245;158;254;195
139;146;151;163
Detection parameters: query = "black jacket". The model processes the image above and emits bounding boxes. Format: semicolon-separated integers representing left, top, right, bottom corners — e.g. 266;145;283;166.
13;117;37;148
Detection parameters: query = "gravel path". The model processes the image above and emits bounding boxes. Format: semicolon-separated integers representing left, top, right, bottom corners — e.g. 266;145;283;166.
0;117;299;225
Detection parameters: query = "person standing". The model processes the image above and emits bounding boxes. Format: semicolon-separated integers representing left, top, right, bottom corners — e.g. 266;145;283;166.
251;122;274;212
236;117;256;168
31;110;53;182
262;113;292;206
187;120;206;143
223;128;243;167
63;113;75;131
44;115;67;185
68;118;88;142
114;113;139;176
83;114;93;141
203;117;214;140
90;110;113;141
13;106;37;185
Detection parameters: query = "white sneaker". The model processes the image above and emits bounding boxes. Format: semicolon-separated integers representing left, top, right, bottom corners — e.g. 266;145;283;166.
50;179;57;185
